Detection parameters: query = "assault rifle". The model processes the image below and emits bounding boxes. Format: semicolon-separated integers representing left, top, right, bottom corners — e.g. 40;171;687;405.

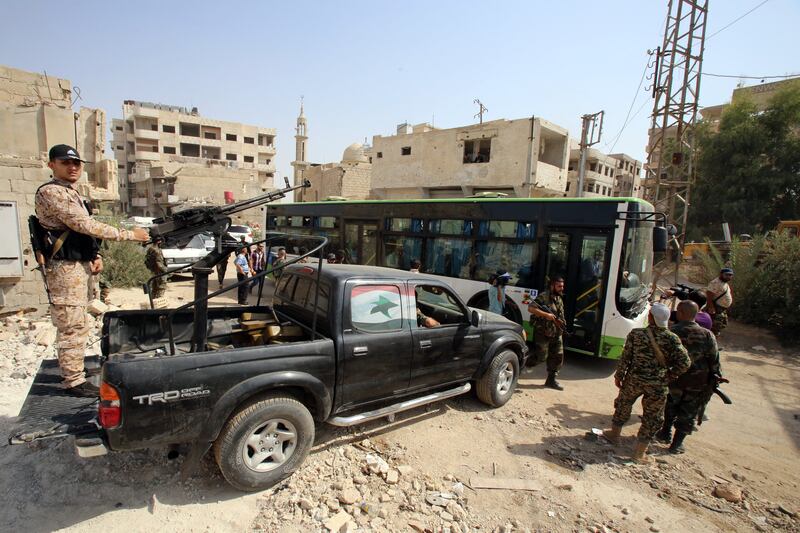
529;301;569;335
697;375;732;426
149;177;310;248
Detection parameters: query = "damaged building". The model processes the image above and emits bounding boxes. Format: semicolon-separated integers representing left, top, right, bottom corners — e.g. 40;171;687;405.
0;65;119;308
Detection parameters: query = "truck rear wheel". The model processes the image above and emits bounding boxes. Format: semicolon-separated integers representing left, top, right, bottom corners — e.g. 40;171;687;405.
213;395;314;492
476;349;519;407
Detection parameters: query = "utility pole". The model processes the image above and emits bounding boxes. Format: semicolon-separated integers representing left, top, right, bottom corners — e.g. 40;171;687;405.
644;0;708;246
576;111;604;198
473;99;488;124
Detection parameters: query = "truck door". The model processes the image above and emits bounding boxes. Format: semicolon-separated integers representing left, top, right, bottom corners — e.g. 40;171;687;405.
409;283;482;389
340;281;413;409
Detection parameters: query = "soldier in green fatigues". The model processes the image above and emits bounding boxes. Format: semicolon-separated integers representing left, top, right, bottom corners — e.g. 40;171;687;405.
603;303;690;463
145;237;168;299
528;276;567;390
656;300;721;454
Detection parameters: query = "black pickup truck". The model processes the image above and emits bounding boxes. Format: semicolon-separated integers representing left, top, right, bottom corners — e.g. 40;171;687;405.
11;264;528;491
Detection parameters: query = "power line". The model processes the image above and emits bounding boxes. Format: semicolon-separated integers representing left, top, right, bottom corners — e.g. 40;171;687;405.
703;72;800;80
605;55;652;154
707;0;771;40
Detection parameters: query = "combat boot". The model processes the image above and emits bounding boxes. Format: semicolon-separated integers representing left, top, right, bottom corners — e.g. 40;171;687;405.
632;441;652;464
544;372;564;391
602;424;622;445
67;381;100;397
655;420;673;443
669;431;687;454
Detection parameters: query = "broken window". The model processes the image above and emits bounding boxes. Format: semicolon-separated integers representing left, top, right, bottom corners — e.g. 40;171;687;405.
463;139;491;164
163;146;176;154
226;134;237;141
244;156;254;163
180;123;200;137
244;136;255;144
401;146;411;156
226;153;237;161
162;125;176;133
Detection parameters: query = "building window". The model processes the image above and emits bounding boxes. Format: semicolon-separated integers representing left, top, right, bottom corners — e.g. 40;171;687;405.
151;124;158;131
162;125;176;133
180;123;200;137
116;145;123;150
180;143;200;157
226;153;237;161
244;155;254;163
377;152;383;158
401;146;411;156
226;133;237;141
204;132;217;140
589;163;597;172
115;126;123;131
163;146;176;154
587;183;593;193
463;138;491;163
244;136;254;144
152;146;158;152
566;182;570;191
118;164;125;169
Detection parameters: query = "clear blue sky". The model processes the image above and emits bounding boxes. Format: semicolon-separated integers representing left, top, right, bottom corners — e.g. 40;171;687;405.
2;0;797;186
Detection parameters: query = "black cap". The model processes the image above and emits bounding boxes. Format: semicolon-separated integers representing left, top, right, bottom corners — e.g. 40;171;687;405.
48;144;85;162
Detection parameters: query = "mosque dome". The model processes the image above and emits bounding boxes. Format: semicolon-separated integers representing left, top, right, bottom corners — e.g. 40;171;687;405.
342;143;368;163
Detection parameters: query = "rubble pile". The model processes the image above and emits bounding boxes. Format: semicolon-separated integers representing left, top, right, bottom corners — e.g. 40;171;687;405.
251;439;479;533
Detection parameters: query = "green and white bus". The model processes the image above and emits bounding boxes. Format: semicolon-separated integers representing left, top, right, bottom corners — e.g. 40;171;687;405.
266;197;666;359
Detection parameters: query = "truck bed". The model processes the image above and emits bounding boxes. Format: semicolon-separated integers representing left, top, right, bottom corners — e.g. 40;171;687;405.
8;357;102;444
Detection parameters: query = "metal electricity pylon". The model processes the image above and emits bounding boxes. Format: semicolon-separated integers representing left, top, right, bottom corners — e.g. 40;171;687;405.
644;0;708;245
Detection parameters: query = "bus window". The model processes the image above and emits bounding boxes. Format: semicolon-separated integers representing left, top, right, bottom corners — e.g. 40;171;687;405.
473;241;537;288
424;238;472;277
386;218;423;233
345;221;378;265
546;232;570;283
430;219;472;236
317;217;337;229
478;220;535;239
383;235;422;270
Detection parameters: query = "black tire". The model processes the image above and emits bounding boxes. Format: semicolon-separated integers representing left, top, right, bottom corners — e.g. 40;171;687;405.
476;349;519;407
213;395;314;492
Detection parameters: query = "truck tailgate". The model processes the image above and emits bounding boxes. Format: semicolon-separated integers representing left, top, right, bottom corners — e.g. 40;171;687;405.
8;357;101;444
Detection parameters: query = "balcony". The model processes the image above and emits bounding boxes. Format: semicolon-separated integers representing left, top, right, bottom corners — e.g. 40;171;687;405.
134;129;160;140
257;145;277;156
131;106;159;119
131;197;149;207
135;150;161;161
257;162;276;173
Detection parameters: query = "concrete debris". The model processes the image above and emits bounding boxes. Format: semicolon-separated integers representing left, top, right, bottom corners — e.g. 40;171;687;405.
713;483;743;503
323;510;351;532
337;488;360;505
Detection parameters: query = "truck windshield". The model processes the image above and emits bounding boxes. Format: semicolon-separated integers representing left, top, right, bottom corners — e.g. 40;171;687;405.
616;220;653;318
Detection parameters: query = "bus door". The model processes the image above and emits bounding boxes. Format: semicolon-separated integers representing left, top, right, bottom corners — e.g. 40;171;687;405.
544;229;611;356
343;220;378;265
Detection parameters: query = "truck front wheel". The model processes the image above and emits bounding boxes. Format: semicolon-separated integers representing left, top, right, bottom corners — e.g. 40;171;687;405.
476;349;519;408
213;395;315;492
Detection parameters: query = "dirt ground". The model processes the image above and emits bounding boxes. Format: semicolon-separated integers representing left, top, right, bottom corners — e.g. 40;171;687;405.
0;270;797;532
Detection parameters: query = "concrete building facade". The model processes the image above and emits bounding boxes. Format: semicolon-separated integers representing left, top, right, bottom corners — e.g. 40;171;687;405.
369;117;570;199
299;143;373;202
565;148;642;198
112;100;276;221
0;65;119;308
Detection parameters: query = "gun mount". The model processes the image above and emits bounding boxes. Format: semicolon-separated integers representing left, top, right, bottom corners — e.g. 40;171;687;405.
149;177;310;249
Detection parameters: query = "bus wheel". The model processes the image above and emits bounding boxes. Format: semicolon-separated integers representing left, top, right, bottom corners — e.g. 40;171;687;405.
476;349;519;407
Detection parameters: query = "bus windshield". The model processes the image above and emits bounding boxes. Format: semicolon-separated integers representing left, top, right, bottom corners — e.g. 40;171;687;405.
617;220;653;317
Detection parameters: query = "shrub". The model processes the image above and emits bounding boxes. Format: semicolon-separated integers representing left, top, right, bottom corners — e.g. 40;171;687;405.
102;240;151;289
696;234;800;343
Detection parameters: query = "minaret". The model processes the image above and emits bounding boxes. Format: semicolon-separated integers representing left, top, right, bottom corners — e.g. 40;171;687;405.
291;98;309;199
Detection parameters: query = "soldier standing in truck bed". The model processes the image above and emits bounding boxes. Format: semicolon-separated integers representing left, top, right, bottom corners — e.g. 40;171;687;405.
35;144;149;396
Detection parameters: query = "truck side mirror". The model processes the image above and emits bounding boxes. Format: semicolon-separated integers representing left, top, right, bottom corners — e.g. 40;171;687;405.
470;310;480;327
653;226;668;253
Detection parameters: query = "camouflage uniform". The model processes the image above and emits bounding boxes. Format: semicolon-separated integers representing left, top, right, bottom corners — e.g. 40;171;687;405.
35;178;137;387
531;291;565;372
612;325;690;442
145;244;168;298
665;320;720;434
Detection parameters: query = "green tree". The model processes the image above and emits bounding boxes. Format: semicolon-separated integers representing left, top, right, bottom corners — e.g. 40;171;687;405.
690;86;800;239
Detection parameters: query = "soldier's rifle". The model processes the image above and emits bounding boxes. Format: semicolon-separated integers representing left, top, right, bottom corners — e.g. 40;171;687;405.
697;374;732;426
27;216;52;304
529;301;569;335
